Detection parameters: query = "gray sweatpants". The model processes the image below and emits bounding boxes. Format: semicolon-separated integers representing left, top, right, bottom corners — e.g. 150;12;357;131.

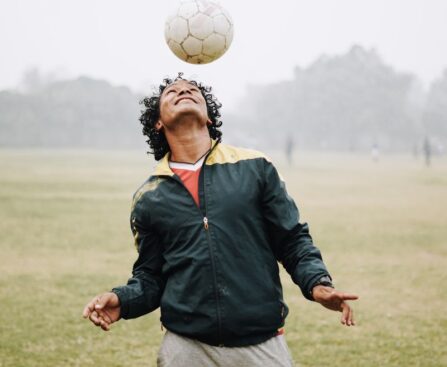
157;330;295;367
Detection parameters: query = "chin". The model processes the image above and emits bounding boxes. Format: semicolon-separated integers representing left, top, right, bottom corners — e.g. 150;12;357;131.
174;106;207;121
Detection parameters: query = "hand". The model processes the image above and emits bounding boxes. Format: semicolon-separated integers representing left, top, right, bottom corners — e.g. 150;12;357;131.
82;292;121;331
312;285;359;326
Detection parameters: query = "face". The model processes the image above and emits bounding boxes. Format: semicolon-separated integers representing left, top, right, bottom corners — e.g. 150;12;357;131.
156;79;210;131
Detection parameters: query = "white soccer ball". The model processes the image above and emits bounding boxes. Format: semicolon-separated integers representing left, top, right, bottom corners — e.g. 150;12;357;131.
164;0;234;64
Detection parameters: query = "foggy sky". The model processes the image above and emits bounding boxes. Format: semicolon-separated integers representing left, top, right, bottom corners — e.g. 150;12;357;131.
1;0;447;111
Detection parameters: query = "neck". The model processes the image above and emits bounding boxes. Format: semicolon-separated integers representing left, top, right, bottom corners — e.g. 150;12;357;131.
165;122;211;163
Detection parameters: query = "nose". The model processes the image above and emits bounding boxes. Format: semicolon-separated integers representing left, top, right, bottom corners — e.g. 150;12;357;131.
178;86;193;95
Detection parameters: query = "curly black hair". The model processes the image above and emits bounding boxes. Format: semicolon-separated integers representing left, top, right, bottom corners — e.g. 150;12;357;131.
139;72;223;161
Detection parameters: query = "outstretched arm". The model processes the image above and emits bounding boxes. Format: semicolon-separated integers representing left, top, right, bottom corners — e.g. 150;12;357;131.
82;193;165;330
111;197;165;320
261;158;358;325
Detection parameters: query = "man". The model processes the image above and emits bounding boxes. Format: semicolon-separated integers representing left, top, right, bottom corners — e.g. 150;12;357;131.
285;135;294;166
83;74;358;366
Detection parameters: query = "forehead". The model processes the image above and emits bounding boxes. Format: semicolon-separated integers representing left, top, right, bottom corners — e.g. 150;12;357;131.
163;80;197;93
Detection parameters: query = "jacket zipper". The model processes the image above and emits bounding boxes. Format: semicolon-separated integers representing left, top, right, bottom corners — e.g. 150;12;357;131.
166;143;223;344
201;163;223;345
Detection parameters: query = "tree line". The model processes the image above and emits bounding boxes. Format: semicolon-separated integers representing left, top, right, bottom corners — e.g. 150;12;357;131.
229;45;446;154
1;46;446;153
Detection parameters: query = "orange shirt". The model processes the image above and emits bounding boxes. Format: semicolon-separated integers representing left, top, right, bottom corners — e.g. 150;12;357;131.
169;155;206;207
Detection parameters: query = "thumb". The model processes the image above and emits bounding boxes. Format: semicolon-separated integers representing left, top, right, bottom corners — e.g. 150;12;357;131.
95;293;113;310
95;292;118;310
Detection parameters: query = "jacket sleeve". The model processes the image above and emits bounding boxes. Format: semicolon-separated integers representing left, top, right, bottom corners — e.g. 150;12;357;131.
261;158;331;300
111;194;165;319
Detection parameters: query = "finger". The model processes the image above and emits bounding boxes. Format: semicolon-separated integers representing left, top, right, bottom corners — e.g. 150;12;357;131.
82;297;97;318
97;309;113;324
99;318;111;331
90;311;100;326
339;293;359;301
82;305;92;318
97;311;112;331
346;307;352;326
350;308;355;326
89;311;101;326
340;303;349;325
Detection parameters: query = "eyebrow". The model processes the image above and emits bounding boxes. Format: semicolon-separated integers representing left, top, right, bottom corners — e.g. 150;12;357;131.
163;82;197;94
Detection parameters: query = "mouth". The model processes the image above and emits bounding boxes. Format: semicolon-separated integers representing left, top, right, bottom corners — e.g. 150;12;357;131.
175;97;196;105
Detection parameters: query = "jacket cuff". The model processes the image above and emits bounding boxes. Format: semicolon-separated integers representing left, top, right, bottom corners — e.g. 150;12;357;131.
293;269;332;301
111;287;130;319
306;273;333;301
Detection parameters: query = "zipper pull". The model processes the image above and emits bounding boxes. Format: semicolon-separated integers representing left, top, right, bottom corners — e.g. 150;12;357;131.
203;217;209;230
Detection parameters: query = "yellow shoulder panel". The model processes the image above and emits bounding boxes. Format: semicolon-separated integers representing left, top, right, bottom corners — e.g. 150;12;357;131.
153;154;175;177
206;143;270;166
131;178;164;212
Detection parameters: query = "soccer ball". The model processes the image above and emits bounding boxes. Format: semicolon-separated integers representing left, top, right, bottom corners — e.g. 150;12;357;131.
164;0;234;64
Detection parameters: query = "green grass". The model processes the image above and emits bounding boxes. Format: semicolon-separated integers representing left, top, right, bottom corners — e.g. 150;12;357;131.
0;149;446;367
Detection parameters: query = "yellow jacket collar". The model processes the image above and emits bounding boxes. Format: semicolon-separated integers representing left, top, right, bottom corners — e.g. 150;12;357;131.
153;139;219;176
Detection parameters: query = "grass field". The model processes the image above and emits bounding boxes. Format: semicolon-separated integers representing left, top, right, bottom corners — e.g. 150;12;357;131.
0;149;446;367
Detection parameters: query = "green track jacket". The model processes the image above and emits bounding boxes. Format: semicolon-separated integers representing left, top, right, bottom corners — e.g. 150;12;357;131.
112;140;331;347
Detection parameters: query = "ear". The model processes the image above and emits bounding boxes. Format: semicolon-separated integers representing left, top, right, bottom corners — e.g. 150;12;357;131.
155;120;164;132
206;119;212;126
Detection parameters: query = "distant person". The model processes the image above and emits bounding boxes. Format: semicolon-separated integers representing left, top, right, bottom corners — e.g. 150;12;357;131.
285;135;294;165
82;74;358;367
423;136;431;166
371;142;379;162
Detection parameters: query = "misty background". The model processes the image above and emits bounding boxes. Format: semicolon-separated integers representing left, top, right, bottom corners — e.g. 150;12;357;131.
1;0;446;155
